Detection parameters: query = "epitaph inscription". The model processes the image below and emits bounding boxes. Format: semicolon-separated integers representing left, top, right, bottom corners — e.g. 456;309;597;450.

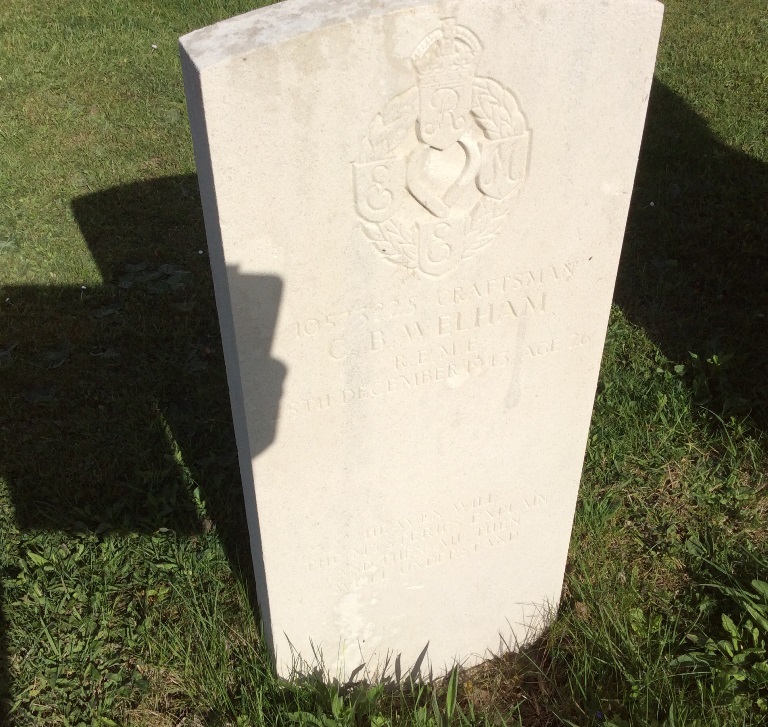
309;492;550;592
354;18;530;276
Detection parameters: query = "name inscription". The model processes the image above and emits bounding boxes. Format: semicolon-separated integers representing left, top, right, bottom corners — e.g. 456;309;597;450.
286;261;578;347
280;259;590;417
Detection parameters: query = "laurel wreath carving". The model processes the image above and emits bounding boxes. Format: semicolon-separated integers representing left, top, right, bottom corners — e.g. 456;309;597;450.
361;87;419;162
462;194;514;259
471;77;526;141
357;77;526;271
361;220;418;268
361;195;513;265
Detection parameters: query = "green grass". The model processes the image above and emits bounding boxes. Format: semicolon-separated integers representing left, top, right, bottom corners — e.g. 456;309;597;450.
1;0;767;724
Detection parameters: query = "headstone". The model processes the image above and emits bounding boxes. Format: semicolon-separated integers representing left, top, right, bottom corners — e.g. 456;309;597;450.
180;0;663;680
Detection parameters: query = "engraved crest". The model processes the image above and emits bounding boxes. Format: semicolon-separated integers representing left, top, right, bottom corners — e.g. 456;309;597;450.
415;217;464;276
353;19;531;277
478;135;529;200
353;158;405;222
412;19;481;151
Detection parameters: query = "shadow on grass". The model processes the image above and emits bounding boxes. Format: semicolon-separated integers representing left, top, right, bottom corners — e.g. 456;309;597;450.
615;81;768;429
1;176;261;547
0;176;283;712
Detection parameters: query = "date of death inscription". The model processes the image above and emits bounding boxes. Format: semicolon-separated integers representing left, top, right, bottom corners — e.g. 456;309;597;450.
280;259;595;417
306;492;549;592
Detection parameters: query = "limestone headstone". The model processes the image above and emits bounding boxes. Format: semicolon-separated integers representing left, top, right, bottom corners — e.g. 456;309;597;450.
180;0;663;680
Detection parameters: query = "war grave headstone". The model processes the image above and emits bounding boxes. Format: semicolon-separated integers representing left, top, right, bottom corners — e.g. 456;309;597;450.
180;0;663;680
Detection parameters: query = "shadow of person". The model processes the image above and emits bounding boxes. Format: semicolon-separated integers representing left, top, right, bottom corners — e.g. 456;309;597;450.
615;80;768;429
0;175;285;710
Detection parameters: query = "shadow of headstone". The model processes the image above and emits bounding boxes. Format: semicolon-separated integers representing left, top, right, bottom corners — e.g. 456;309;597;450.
616;81;768;427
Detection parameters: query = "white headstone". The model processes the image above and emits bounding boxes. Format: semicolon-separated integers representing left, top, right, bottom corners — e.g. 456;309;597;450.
180;0;663;680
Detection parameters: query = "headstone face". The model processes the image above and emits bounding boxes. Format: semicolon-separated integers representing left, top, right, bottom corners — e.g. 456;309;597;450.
180;0;663;680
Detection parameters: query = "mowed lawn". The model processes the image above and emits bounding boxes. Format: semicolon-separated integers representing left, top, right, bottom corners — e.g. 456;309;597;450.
1;0;767;725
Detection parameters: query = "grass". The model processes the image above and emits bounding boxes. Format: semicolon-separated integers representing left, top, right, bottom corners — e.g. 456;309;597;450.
1;0;767;724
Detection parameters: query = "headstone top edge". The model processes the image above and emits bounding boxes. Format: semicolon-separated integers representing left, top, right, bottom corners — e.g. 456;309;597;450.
180;0;663;72
179;0;431;71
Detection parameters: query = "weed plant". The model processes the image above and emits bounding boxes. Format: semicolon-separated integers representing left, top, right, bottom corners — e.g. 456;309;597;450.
1;0;766;724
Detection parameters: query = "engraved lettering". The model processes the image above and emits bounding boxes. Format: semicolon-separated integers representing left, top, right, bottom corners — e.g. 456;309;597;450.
370;330;386;351
330;338;346;360
403;321;427;340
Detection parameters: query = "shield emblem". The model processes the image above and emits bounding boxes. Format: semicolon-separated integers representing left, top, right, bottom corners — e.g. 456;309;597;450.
418;79;474;151
477;132;530;200
416;217;464;276
353;158;404;222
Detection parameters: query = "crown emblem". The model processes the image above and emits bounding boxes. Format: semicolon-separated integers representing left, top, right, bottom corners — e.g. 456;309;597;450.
410;19;483;151
411;19;481;89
